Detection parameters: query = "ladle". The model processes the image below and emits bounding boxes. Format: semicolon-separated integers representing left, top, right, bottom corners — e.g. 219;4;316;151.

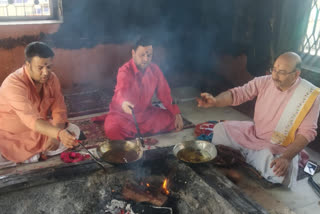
129;106;145;147
67;130;107;171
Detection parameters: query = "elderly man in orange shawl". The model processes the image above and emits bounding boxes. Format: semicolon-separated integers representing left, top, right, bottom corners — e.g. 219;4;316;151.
0;42;78;165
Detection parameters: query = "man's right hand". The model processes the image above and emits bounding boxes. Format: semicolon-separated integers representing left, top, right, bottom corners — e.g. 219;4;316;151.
58;129;78;148
197;92;217;108
122;101;134;115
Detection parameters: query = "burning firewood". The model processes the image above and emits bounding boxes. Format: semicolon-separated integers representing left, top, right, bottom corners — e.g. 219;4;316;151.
161;178;170;195
122;183;168;206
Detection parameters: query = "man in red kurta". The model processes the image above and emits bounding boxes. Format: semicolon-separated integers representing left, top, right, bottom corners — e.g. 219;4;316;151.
104;37;184;140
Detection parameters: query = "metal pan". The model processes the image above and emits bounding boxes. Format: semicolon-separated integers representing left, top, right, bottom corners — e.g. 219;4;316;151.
76;131;143;168
96;138;144;165
173;140;217;163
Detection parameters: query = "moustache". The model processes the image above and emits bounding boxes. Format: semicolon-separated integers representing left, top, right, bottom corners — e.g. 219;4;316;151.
272;78;280;83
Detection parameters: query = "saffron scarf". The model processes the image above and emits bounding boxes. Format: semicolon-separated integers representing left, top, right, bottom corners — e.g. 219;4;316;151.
271;79;320;146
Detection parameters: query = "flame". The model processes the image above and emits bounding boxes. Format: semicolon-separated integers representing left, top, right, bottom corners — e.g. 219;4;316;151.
146;183;150;187
161;178;170;195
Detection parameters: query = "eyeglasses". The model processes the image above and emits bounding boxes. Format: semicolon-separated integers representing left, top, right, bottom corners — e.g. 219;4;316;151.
269;67;296;76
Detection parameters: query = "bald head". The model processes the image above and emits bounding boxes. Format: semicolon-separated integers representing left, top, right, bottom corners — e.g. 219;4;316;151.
271;52;302;91
277;52;302;72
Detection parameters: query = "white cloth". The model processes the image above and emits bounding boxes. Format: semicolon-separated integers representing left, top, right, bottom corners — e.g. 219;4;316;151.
212;123;299;188
0;154;17;168
271;79;320;146
0;123;80;168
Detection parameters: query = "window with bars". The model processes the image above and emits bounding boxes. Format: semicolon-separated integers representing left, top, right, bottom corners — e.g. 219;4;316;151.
0;0;62;24
301;0;320;70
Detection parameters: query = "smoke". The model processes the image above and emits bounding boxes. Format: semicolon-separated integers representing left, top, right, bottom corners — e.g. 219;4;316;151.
49;0;234;67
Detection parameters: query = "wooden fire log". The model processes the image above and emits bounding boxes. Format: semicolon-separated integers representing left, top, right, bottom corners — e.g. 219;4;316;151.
122;183;168;206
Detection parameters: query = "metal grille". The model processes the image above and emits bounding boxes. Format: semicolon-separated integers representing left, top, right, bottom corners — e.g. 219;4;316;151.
300;0;320;70
0;0;51;17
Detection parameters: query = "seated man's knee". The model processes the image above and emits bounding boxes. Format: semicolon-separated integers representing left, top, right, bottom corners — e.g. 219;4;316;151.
249;150;286;185
212;122;237;148
213;122;224;132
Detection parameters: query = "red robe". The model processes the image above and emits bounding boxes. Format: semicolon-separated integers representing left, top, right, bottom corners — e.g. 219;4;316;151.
103;59;180;140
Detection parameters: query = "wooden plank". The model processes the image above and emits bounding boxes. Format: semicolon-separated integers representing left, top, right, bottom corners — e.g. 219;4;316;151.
0;161;102;194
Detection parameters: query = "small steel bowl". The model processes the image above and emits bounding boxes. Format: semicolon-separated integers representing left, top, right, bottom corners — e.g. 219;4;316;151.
173;140;217;163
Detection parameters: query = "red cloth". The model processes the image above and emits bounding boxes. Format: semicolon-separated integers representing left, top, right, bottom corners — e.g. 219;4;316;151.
194;121;217;137
299;149;309;168
60;152;90;163
144;138;159;145
102;59;180;140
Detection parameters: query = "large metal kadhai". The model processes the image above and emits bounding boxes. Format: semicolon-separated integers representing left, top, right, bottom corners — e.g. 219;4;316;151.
173;140;217;163
97;138;144;165
76;130;143;168
93;106;145;165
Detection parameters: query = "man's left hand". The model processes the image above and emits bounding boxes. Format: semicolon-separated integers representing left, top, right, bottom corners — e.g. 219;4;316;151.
270;156;290;177
175;114;184;131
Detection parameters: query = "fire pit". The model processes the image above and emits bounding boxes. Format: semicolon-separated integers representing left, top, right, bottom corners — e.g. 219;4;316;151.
0;149;268;214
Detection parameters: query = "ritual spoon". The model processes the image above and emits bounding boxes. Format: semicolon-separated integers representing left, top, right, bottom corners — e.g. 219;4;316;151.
66;130;107;171
129;106;145;148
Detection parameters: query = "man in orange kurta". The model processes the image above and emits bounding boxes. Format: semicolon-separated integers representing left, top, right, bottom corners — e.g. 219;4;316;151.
0;42;78;163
